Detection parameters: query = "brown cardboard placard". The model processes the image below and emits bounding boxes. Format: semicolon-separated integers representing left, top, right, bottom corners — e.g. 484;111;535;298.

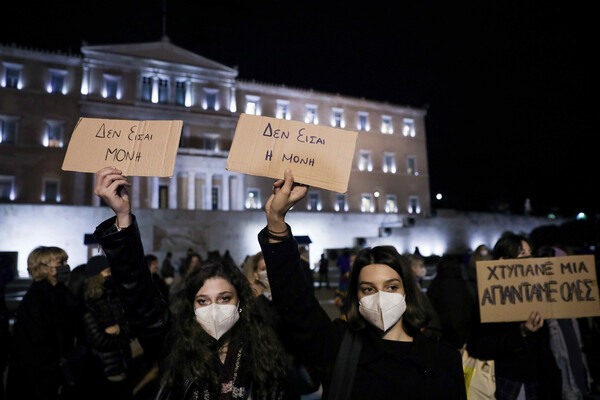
62;118;182;177
226;114;358;193
476;255;600;323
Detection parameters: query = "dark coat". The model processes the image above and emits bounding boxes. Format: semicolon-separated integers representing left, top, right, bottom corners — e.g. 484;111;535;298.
6;280;81;399
258;227;466;400
83;289;133;380
426;265;475;349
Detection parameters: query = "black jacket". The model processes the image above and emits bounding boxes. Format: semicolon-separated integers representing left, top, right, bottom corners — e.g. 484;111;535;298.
6;280;81;399
258;227;466;400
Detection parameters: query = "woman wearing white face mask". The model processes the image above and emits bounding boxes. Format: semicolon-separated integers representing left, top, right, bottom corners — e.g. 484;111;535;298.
258;169;466;400
92;167;296;400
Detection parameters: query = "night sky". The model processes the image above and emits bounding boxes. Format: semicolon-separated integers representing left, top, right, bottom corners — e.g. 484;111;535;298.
2;1;596;217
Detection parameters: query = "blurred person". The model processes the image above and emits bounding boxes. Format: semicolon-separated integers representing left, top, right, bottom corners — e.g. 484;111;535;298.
317;253;330;289
257;169;466;399
6;246;85;399
535;245;599;400
466;244;493;303
82;255;139;399
160;252;175;286
146;254;170;304
466;232;562;400
426;255;475;349
242;252;320;397
93;167;295;399
405;253;443;339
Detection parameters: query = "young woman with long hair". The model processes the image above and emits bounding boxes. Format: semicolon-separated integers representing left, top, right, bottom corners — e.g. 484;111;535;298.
92;167;294;399
257;169;466;400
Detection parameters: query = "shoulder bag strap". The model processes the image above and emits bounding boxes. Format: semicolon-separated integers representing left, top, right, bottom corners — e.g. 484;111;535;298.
328;328;363;400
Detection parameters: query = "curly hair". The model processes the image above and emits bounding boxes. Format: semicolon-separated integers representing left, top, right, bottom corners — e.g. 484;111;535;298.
160;261;289;392
345;245;428;336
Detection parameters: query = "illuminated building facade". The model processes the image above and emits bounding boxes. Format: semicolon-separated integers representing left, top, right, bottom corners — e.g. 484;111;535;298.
0;39;430;217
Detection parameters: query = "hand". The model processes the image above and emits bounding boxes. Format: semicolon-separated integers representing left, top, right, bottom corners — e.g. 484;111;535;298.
105;324;121;335
522;311;543;335
94;167;132;228
264;169;308;231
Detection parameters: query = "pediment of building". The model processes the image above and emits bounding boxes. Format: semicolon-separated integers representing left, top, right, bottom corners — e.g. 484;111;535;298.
81;38;237;74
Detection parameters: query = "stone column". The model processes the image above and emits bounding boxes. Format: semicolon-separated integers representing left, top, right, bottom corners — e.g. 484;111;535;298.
204;173;213;210
222;174;230;211
150;177;159;209
187;171;195;210
168;174;177;209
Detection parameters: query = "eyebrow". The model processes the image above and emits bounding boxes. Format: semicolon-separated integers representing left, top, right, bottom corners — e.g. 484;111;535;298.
359;278;402;285
196;291;234;298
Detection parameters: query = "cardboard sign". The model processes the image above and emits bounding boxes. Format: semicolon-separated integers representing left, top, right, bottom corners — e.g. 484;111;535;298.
476;255;600;323
62;118;182;177
226;114;358;193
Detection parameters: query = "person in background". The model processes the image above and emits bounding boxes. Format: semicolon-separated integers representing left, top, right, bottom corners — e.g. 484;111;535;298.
334;249;353;318
146;254;170;304
6;246;83;399
467;232;562;400
405;253;443;340
160;252;175;287
426;255;475;349
317;253;330;290
257;169;466;399
82;255;139;399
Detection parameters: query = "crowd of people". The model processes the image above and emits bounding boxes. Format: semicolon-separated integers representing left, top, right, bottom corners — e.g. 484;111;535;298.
1;165;599;400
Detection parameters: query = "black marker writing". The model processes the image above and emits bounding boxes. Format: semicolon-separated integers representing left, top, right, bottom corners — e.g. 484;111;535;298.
105;148;142;162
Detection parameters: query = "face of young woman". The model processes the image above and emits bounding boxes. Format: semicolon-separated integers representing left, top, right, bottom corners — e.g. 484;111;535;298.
194;277;239;310
253;258;266;280
357;264;405;300
518;240;532;258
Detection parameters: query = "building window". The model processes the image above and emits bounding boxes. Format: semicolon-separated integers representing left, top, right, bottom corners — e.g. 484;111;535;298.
385;195;397;213
42;179;60;202
159;185;169;209
276;100;291;120
48;69;67;94
245;188;261;209
332;108;344;128
211;187;219;210
403;118;415;137
2;63;22;89
335;194;348;212
103;75;121;99
408;196;420;214
361;194;374;213
0;176;15;201
382;115;393;134
44;121;63;148
175;80;186;105
0;117;18;144
245;95;260;115
307;192;321;211
407;156;417;175
203;88;219;110
358;151;372;172
158;78;169;104
305;104;318;124
383;153;396;174
202;135;219;151
358;112;369;131
141;76;152;102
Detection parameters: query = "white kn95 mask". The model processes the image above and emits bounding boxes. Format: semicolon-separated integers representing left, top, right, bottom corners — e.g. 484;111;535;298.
194;303;240;340
358;291;406;332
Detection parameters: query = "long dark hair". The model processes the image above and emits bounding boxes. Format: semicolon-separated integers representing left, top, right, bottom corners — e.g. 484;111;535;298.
160;262;289;391
345;246;428;336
